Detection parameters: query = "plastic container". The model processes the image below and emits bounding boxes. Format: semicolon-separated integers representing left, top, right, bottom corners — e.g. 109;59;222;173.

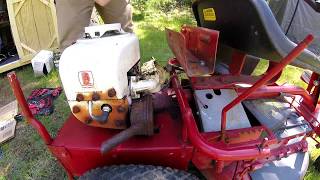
31;50;54;77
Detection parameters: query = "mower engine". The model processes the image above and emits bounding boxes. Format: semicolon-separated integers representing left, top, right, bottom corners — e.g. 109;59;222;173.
59;24;161;129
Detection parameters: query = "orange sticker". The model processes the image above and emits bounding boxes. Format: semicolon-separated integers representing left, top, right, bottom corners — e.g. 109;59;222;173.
78;71;94;87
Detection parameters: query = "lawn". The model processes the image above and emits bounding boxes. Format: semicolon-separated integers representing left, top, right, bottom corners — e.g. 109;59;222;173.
0;7;320;180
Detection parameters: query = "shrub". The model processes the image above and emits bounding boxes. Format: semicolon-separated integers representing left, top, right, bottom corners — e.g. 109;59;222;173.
131;0;148;13
176;0;192;7
146;0;177;13
132;0;191;14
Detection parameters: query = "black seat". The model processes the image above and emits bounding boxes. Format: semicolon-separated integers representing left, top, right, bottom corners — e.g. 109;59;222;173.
192;0;320;74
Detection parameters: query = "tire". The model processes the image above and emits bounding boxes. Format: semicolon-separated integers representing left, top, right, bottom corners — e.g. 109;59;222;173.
79;164;199;180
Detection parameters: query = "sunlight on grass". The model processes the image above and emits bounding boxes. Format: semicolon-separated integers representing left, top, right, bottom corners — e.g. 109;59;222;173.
134;9;195;64
253;59;307;88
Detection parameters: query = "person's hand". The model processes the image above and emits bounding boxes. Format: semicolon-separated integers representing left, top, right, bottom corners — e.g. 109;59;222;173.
95;0;111;6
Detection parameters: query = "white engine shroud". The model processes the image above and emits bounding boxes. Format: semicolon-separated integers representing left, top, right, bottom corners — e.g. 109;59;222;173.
59;24;140;101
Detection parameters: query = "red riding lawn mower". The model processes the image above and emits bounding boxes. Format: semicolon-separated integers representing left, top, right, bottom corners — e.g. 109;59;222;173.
7;0;320;179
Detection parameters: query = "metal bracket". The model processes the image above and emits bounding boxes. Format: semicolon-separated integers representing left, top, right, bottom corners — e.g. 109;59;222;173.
88;101;111;123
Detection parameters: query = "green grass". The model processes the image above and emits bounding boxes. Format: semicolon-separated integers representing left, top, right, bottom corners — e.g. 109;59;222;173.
0;68;68;179
134;9;196;64
305;138;320;180
0;7;319;179
253;59;308;88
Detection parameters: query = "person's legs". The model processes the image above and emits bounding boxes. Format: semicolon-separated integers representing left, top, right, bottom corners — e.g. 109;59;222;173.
95;0;133;32
56;0;94;51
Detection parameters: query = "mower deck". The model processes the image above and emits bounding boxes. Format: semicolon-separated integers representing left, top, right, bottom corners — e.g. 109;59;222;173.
243;97;312;139
250;151;309;180
49;110;193;176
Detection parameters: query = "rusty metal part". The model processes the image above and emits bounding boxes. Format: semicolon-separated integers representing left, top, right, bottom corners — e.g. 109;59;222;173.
72;106;81;113
205;126;265;145
226;127;264;144
74;90;119;102
108;88;117;97
166;26;219;77
76;94;84;101
152;91;174;112
101;94;154;154
117;105;126;113
88;101;111;124
69;99;129;129
92;92;100;101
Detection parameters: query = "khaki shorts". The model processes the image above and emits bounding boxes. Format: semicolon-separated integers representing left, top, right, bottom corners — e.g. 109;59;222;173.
56;0;133;51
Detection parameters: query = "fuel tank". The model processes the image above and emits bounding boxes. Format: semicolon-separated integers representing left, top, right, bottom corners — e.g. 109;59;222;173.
59;24;140;129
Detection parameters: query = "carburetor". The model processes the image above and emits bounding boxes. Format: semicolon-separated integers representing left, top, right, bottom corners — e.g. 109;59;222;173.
59;24;161;129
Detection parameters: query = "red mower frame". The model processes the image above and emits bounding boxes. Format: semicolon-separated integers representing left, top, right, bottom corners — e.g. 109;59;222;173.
7;26;320;179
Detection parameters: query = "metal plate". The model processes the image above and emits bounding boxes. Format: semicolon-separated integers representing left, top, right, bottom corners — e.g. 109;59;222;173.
194;89;251;132
166;27;219;77
243;97;312;139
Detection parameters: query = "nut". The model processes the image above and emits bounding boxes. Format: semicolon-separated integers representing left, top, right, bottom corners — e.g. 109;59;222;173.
76;94;84;101
72;106;81;113
108;88;117;97
92;92;100;101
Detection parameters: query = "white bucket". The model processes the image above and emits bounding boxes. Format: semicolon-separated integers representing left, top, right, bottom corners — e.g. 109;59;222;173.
31;50;54;77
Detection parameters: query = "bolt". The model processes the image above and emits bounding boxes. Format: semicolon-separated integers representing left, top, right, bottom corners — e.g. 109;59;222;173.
92;92;100;101
108;88;117;97
117;106;126;113
72;106;81;113
76;94;84;101
84;33;91;39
